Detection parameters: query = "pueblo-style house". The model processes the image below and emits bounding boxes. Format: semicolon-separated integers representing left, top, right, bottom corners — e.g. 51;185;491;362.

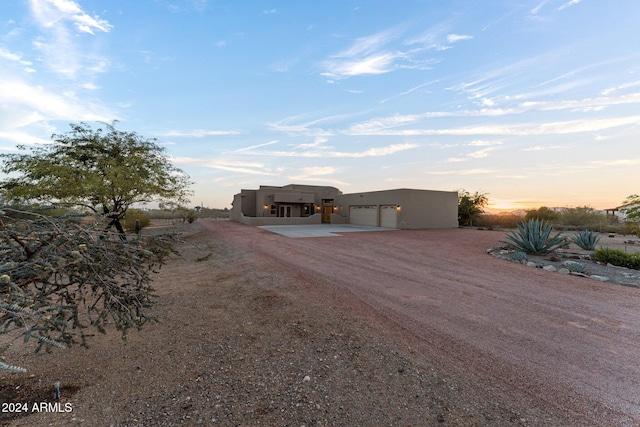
230;184;458;229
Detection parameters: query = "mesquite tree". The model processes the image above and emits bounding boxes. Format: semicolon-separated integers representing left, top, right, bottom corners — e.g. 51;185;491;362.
0;122;191;237
621;194;640;223
0;209;176;372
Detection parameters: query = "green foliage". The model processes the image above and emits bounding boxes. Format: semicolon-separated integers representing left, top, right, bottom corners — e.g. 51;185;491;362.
475;213;524;230
571;230;601;251
621;194;640;223
612;222;639;236
501;219;569;255
511;251;527;262
123;209;151;231
0;208;177;372
594;248;640;270
457;189;488;226
525;206;559;223
0;122;192;237
556;206;607;230
565;262;586;274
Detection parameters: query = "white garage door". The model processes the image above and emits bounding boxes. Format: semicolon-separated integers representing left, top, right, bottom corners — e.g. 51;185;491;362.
380;205;398;228
349;205;378;226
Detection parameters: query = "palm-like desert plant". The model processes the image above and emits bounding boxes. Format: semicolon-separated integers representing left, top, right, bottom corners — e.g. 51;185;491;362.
571;230;600;251
501;219;569;255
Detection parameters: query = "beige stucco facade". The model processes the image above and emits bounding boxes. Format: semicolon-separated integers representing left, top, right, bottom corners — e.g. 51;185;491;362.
231;184;458;229
332;188;458;229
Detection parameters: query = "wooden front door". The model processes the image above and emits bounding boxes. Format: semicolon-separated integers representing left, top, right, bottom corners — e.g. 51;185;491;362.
321;206;332;223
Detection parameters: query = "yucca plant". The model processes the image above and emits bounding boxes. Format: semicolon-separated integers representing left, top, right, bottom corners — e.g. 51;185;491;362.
571;230;600;251
501;218;569;255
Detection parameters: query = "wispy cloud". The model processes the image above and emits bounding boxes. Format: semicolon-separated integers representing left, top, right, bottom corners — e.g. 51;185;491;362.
348;114;640;137
30;0;113;35
321;25;450;79
445;145;498;163
601;80;640;96
172;156;276;176
0;47;33;68
446;34;473;43
238;142;418;158
234;140;278;152
425;168;497;176
531;0;553;14
348;91;640;135
557;0;583;11
523;144;573;151
379;80;439;104
0;77;115;127
27;0;112;78
157;129;241;138
267;114;352;137
287;166;350;186
468;139;503;147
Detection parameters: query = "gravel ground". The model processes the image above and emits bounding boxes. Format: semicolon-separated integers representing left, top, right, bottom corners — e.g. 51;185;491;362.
1;221;639;426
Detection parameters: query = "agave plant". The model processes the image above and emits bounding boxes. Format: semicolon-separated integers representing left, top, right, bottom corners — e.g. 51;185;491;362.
571;230;600;251
501;218;569;255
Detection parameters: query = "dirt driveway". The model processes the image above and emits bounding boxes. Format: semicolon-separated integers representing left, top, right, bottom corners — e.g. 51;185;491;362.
3;220;639;426
205;220;640;425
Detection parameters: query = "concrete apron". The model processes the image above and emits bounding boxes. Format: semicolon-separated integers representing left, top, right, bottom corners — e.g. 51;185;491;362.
258;224;396;238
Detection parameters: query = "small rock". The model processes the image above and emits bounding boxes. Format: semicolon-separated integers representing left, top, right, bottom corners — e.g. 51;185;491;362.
570;272;588;277
303;375;311;382
543;265;557;272
562;260;582;268
590;275;609;282
526;262;536;267
558;268;570;275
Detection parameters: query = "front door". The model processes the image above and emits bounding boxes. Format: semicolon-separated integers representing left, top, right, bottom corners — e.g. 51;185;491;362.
321;206;332;223
279;205;292;217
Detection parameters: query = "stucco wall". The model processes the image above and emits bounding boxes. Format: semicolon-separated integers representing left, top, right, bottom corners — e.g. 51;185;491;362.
235;213;322;226
335;189;458;229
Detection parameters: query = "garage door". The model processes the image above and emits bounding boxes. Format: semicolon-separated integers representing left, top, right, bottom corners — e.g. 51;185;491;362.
349;205;378;226
380;205;398;228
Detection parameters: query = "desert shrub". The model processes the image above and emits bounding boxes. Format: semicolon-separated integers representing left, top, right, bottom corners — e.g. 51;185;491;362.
123;208;151;231
565;261;587;273
185;210;197;223
612;222;639;236
511;251;527;262
0;208;177;372
571;230;601;251
525;207;559;223
594;248;640;270
501;219;569;255
475;213;523;230
556;206;608;231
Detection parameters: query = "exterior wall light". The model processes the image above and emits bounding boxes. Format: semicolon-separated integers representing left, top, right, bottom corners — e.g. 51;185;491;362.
396;205;401;211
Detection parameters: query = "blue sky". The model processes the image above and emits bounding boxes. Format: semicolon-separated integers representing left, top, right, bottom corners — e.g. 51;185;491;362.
1;1;639;211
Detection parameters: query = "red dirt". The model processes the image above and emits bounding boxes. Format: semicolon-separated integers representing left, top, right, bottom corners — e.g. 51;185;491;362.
2;220;639;426
205;220;640;425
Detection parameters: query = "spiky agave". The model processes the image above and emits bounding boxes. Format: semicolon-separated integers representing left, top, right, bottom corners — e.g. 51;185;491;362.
571;230;601;251
501;218;569;255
